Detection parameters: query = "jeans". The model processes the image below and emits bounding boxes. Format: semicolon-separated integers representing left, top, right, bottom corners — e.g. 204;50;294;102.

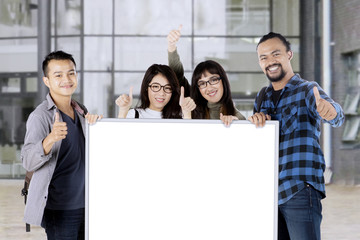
41;208;85;240
278;184;323;240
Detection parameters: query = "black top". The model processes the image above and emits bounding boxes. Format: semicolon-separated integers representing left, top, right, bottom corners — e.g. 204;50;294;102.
272;88;282;106
46;110;85;210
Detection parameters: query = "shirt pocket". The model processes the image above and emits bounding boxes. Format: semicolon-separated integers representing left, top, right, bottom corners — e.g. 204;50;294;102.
281;104;298;134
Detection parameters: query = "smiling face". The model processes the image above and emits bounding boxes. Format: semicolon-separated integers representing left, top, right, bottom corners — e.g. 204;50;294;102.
43;59;77;99
198;70;224;103
148;73;172;112
257;37;294;85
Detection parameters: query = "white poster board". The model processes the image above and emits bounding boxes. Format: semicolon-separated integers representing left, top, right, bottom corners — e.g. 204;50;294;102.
86;119;279;240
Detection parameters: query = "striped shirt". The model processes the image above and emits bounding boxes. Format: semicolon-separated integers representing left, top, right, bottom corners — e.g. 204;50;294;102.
254;74;344;204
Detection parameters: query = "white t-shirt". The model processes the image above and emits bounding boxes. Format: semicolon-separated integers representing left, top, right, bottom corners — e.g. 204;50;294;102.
126;108;162;119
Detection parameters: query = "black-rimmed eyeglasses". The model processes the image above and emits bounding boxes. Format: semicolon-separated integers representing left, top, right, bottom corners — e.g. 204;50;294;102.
197;77;221;89
148;83;173;93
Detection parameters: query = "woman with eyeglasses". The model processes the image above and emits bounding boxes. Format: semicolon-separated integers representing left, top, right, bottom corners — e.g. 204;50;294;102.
167;26;245;126
116;64;196;119
190;60;246;126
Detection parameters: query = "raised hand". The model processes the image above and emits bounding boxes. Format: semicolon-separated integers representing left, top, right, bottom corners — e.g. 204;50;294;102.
179;86;196;119
116;87;133;118
248;112;271;128
313;87;337;121
42;111;68;154
167;24;182;52
51;112;68;142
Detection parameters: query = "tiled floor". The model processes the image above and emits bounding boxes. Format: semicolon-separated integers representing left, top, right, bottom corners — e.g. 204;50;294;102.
0;180;46;239
0;179;359;240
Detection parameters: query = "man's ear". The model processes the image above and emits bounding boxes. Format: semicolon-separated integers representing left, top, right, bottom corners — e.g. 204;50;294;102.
43;76;50;88
287;51;293;60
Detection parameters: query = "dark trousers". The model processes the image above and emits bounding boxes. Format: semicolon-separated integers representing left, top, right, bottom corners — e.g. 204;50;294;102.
278;185;323;240
41;208;85;240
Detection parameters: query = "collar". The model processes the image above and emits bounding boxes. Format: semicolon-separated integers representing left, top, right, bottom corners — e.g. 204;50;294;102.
207;101;222;109
45;93;85;116
46;93;56;110
265;74;302;94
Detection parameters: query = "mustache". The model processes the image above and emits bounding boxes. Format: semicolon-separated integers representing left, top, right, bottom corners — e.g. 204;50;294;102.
266;64;281;71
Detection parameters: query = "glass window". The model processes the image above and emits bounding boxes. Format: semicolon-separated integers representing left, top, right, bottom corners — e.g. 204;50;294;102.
272;0;300;36
55;37;82;70
0;39;37;72
84;0;113;34
0;0;37;37
343;92;360;114
114;72;144;96
114;37;169;71
0;94;34;178
195;0;270;36
114;0;192;35
228;73;269;98
194;37;259;72
0;77;20;93
83;73;112;116
55;0;81;35
115;36;192;71
288;38;300;72
342;117;360;142
342;52;360;146
26;77;37;92
193;37;299;72
84;37;112;71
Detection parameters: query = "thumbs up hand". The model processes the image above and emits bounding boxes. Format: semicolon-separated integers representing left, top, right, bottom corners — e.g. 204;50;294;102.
51;112;68;142
313;87;337;121
42;111;68;155
116;87;133;118
179;86;196;119
167;24;182;53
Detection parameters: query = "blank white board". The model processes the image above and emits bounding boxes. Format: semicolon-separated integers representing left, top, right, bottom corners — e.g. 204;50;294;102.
86;119;279;240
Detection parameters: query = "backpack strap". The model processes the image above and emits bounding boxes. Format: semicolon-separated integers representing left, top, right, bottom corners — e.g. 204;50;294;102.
21;171;33;232
71;100;88;116
253;86;267;114
134;109;139;119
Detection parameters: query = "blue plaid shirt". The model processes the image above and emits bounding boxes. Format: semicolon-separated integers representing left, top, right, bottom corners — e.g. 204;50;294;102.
254;74;344;205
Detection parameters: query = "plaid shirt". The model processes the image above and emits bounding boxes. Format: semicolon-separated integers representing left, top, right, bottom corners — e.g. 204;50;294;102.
255;74;344;204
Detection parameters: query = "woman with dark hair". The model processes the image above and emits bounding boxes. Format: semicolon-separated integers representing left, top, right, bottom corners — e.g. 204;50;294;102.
116;64;195;119
167;26;244;125
190;60;245;125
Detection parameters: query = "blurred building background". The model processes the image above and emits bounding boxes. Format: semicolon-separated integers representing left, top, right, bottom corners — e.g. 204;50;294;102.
0;0;358;185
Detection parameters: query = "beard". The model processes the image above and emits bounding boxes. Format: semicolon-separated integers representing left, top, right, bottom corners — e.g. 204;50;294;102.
265;64;286;82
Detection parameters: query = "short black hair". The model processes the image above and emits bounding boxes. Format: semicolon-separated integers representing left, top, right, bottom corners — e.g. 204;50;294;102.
256;32;291;52
42;50;76;77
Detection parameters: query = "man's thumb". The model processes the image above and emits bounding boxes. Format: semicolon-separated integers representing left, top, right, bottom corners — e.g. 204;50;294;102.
313;87;321;105
55;112;60;123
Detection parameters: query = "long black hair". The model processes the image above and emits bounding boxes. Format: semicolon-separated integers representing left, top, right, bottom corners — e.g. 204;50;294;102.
190;60;236;119
138;64;182;119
